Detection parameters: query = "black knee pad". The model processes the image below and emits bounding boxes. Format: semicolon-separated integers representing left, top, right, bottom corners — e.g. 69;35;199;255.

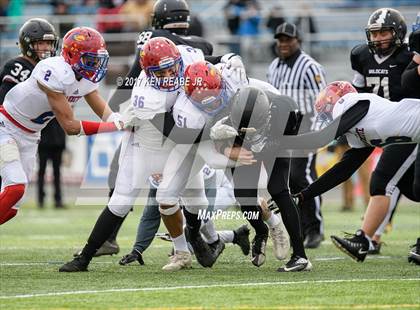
369;169;388;196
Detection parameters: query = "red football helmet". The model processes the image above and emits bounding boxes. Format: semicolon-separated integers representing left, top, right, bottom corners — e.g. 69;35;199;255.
61;27;109;83
139;37;183;91
314;81;357;127
184;61;227;115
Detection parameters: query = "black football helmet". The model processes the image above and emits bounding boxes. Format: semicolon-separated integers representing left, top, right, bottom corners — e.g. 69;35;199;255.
151;0;190;30
230;86;271;150
19;18;59;61
365;8;407;56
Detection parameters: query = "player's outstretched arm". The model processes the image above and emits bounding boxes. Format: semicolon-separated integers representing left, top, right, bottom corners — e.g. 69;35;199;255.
299;146;374;201
84;90;113;121
269;100;371;153
39;83;123;136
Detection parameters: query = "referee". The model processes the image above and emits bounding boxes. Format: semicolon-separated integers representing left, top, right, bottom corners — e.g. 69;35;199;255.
267;22;326;248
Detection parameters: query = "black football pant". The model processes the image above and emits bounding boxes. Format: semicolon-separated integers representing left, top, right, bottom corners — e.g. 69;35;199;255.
37;147;64;207
231;153;306;258
289;154;323;237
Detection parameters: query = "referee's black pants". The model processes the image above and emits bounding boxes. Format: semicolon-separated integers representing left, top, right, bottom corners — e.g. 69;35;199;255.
231;152;306;258
37;146;64;207
289;153;323;237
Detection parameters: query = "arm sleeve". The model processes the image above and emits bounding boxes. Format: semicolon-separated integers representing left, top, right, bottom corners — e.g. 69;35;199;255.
301;146;374;199
0;80;17;103
108;51;142;112
268;100;370;152
148;112;212;144
401;61;420;99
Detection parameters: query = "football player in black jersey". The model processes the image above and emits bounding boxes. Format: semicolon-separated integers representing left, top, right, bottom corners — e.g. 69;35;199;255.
397;21;420;265
340;8;415;254
0;18;58;221
210;86;311;272
0;18;58;102
71;0;216;261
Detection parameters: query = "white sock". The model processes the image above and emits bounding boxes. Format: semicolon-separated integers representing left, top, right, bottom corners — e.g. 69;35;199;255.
265;211;281;228
172;234;189;252
200;220;219;244
219;230;234;243
363;233;374;250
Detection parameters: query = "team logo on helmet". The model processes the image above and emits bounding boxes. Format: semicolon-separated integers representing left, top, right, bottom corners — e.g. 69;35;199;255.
73;34;86;41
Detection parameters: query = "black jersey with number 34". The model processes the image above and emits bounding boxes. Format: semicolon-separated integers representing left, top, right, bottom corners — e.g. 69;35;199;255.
351;44;412;101
0;56;34;103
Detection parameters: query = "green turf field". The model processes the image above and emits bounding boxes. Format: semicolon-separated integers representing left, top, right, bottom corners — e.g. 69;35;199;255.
1;201;419;309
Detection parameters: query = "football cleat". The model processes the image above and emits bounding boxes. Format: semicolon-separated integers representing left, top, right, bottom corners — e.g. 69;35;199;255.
233;225;251;256
73;240;120;258
367;240;382;255
185;226;216;267
59;255;89;272
119;249;145;266
408;238;420;265
208;238;225;261
251;233;268;267
304;233;324;249
331;229;369;262
162;250;192;271
277;255;312;272
270;221;290;260
155;232;172;242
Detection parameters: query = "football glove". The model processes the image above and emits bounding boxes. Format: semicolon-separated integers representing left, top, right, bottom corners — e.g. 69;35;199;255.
210;116;238;140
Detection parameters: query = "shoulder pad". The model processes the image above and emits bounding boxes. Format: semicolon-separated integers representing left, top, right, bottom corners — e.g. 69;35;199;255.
393;44;413;65
33;57;74;92
1;57;34;84
350;44;370;71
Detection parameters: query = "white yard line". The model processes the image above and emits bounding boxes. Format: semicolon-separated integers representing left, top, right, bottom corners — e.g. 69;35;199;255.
0;278;419;299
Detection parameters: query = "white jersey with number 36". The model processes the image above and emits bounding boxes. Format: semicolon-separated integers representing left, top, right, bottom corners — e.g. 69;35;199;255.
131;45;205;149
3;56;98;133
333;92;420;148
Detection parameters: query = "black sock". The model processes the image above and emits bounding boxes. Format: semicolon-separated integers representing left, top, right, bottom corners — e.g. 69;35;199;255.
107;215;126;242
184;208;201;237
80;206;124;260
241;205;268;236
272;194;306;259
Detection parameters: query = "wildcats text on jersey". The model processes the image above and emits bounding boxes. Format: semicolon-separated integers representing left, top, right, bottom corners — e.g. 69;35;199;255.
368;69;388;74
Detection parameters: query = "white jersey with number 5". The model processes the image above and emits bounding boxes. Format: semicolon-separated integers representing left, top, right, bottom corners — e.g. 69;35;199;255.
333;92;420;148
3;56;98;133
131;45;204;149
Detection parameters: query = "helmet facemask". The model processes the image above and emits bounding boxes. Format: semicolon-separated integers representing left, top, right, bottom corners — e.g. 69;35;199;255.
146;57;184;91
29;35;59;60
74;50;109;83
366;27;400;57
189;81;229;116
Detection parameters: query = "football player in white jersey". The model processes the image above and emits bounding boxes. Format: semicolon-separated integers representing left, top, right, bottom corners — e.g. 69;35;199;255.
59;37;211;272
153;61;290;268
258;81;420;262
0;27;129;225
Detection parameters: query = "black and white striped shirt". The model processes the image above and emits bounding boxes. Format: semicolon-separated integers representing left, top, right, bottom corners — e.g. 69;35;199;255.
267;50;326;132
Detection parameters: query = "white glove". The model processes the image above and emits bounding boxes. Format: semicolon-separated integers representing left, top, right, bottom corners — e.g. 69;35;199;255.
220;53;248;85
116;105;139;129
210;116;238;140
